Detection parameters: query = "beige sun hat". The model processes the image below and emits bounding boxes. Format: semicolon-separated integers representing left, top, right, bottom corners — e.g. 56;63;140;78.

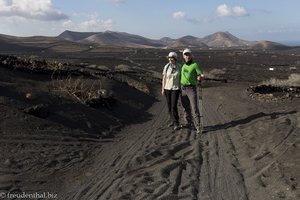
167;52;177;58
182;48;192;55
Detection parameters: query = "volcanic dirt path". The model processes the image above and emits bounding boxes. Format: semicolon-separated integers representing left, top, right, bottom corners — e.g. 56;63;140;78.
56;81;300;200
57;84;261;200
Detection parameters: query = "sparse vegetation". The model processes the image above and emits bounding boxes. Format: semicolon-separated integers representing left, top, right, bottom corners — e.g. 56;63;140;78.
261;73;300;87
115;64;131;72
205;68;226;79
248;73;300;101
96;65;109;71
1;54;68;72
1;35;300;200
86;64;109;71
117;75;150;94
51;75;114;108
51;75;100;102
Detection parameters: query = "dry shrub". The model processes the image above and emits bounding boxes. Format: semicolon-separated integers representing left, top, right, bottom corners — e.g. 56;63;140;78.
261;73;300;87
86;65;109;71
118;75;150;94
49;61;65;72
97;65;109;71
51;75;104;103
126;78;150;94
205;68;226;79
25;92;37;100
115;64;131;72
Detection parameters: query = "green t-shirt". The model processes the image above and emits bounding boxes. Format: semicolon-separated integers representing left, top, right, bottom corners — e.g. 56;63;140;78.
181;60;203;86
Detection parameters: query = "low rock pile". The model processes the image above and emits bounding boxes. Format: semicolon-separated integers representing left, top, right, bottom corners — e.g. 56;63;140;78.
247;85;300;101
0;55;66;72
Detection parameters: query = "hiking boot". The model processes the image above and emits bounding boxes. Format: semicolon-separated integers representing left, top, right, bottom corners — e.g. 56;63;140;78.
196;127;202;134
167;123;174;127
173;125;180;131
183;123;192;128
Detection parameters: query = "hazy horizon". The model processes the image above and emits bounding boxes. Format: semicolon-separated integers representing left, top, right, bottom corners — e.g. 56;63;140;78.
2;29;300;47
278;40;300;46
0;0;299;44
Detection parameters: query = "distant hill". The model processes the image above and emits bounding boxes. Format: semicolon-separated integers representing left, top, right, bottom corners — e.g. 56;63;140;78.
252;40;291;50
58;30;290;50
200;31;254;47
0;31;293;50
58;30;96;42
0;33;91;53
165;35;208;48
59;30;164;48
159;37;175;45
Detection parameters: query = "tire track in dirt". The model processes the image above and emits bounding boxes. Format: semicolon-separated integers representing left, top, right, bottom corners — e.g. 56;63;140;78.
225;111;300;200
60;96;167;199
199;88;249;200
200;85;300;200
0;104;103;195
59;82;299;200
60;90;205;200
60;85;272;200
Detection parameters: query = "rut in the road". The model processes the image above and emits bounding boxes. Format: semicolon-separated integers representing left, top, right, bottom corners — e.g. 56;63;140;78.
199;96;249;200
61;94;205;200
60;87;253;200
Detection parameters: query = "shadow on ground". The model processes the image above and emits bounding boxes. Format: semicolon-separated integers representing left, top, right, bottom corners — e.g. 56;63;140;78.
204;110;297;133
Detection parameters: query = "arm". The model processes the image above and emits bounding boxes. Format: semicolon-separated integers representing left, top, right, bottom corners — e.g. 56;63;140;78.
162;63;169;95
162;75;166;95
195;63;204;81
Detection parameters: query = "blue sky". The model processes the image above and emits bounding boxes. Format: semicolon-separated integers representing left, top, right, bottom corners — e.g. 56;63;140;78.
0;0;299;44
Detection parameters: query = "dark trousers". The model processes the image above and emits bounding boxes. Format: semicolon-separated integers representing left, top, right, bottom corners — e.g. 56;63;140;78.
164;89;180;126
180;86;201;129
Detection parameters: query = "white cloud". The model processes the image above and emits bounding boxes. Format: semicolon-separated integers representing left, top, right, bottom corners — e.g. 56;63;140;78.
80;18;113;31
216;4;249;17
62;15;113;32
172;10;213;24
173;11;186;19
185;17;211;24
0;0;68;21
258;28;300;34
110;0;125;5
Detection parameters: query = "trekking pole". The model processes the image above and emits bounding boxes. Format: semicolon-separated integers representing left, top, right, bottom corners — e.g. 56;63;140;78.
198;75;204;132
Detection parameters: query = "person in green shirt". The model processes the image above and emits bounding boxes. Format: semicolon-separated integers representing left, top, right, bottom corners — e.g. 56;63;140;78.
180;48;204;134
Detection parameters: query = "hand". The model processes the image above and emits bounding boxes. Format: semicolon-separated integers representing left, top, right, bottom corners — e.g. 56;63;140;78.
197;74;204;81
161;90;165;96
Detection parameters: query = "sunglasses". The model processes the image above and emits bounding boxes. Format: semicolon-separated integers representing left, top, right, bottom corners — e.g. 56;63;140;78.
184;53;191;56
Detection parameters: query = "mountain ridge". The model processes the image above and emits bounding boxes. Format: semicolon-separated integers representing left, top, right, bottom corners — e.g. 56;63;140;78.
57;30;290;50
0;30;293;50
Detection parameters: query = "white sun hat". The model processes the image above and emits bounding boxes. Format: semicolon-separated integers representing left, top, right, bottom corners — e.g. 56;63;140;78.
167;52;177;58
182;48;192;55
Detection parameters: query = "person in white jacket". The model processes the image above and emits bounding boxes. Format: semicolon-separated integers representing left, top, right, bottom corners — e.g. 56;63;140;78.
162;52;181;130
